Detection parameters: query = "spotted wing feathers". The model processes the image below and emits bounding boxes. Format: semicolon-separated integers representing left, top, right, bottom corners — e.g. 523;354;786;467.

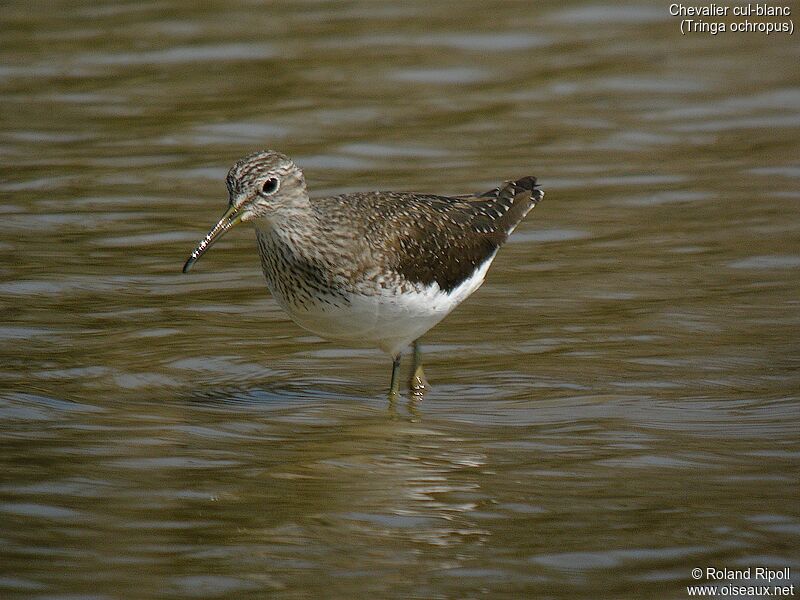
381;176;544;293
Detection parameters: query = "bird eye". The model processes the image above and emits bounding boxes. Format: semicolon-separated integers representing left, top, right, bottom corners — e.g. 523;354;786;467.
261;177;279;195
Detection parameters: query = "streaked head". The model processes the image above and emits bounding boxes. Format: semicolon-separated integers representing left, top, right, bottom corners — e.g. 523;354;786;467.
182;150;307;273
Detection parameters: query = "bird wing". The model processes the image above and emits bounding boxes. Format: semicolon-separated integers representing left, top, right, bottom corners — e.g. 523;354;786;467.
370;176;543;293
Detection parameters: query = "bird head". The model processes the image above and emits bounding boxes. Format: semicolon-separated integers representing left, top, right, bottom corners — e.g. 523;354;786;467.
182;150;308;273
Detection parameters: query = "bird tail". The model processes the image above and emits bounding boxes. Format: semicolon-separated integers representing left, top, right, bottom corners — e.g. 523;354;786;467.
476;175;544;235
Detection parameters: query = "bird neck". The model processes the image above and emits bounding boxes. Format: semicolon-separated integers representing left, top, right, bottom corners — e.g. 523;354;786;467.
253;207;322;258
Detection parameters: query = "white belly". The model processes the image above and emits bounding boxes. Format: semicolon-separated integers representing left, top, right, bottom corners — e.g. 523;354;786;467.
273;252;497;356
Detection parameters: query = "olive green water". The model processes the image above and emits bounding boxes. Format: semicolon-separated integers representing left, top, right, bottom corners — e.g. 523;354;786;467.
1;2;799;598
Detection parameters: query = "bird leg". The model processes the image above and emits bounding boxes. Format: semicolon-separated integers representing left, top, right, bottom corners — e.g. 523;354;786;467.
409;339;428;394
389;354;401;399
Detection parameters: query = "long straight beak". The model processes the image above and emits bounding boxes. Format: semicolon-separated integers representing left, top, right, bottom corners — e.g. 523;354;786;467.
182;204;242;273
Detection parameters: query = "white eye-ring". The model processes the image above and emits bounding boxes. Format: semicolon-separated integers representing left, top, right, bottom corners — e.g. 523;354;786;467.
261;177;279;195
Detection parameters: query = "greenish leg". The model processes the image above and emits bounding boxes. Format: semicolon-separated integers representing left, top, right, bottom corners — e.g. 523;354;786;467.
409;339;428;394
388;354;401;399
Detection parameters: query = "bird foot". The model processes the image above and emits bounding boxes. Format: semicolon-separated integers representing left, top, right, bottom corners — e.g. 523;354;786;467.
409;365;428;395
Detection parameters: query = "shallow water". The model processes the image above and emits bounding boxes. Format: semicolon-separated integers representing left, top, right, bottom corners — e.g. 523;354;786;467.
1;1;799;598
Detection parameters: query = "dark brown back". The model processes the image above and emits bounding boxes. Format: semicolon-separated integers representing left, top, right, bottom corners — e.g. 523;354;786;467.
366;176;543;293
